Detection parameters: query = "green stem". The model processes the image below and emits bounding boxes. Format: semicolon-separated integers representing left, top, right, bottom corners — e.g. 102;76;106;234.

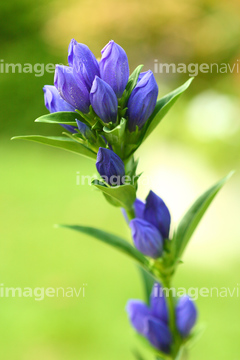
162;278;175;335
160;277;182;359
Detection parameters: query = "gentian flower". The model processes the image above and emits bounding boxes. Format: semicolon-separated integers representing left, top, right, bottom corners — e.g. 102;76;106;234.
144;190;171;239
126;283;172;354
176;296;197;337
90;76;118;123
54;65;90;113
43;85;77;133
96;147;125;186
129;219;163;258
129;191;171;258
71;41;100;90
127;70;158;132
99;40;129;98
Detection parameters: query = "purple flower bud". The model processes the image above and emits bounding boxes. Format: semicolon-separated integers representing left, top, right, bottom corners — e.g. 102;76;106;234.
150;283;169;324
43;85;75;113
72;43;100;90
126;300;152;335
145;317;172;354
54;65;90;113
43;85;77;133
96;147;125;186
127;70;158;132
129;219;163;258
99;40;129;98
126;283;172;355
144;190;171;239
90;76;118;123
176;296;197;338
134;198;145;219
68;38;78;66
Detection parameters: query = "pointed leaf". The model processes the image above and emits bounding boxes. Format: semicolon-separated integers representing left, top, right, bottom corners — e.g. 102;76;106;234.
92;179;136;209
103;117;127;145
11;135;96;160
173;171;234;259
120;65;144;108
57;225;149;267
35;111;83;125
143;78;194;141
125;65;144;95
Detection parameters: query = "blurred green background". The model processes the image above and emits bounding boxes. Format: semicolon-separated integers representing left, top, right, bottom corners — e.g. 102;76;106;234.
0;0;240;359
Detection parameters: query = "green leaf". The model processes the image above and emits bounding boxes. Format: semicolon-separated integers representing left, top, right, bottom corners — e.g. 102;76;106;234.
103;118;127;156
57;225;149;267
103;118;127;143
173;171;234;260
92;179;136;209
11;135;96;160
138;266;155;305
126;65;144;95
35;111;83;125
143;78;194;141
120;65;144;109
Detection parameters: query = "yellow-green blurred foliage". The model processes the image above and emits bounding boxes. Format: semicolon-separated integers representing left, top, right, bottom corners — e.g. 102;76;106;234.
0;0;239;359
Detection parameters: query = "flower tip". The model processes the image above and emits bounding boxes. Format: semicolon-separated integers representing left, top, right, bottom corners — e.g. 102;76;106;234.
96;146;104;159
90;75;100;93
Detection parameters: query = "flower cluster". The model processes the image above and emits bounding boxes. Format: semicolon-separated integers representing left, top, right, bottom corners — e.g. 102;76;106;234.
43;40;158;157
129;191;171;258
127;283;197;354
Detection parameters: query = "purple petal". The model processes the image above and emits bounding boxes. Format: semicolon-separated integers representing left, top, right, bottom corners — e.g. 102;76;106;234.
129;219;163;258
90;76;118;123
127;70;158;132
126;300;151;335
99;40;129;98
144;190;171;239
145;317;172;354
176;296;197;337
